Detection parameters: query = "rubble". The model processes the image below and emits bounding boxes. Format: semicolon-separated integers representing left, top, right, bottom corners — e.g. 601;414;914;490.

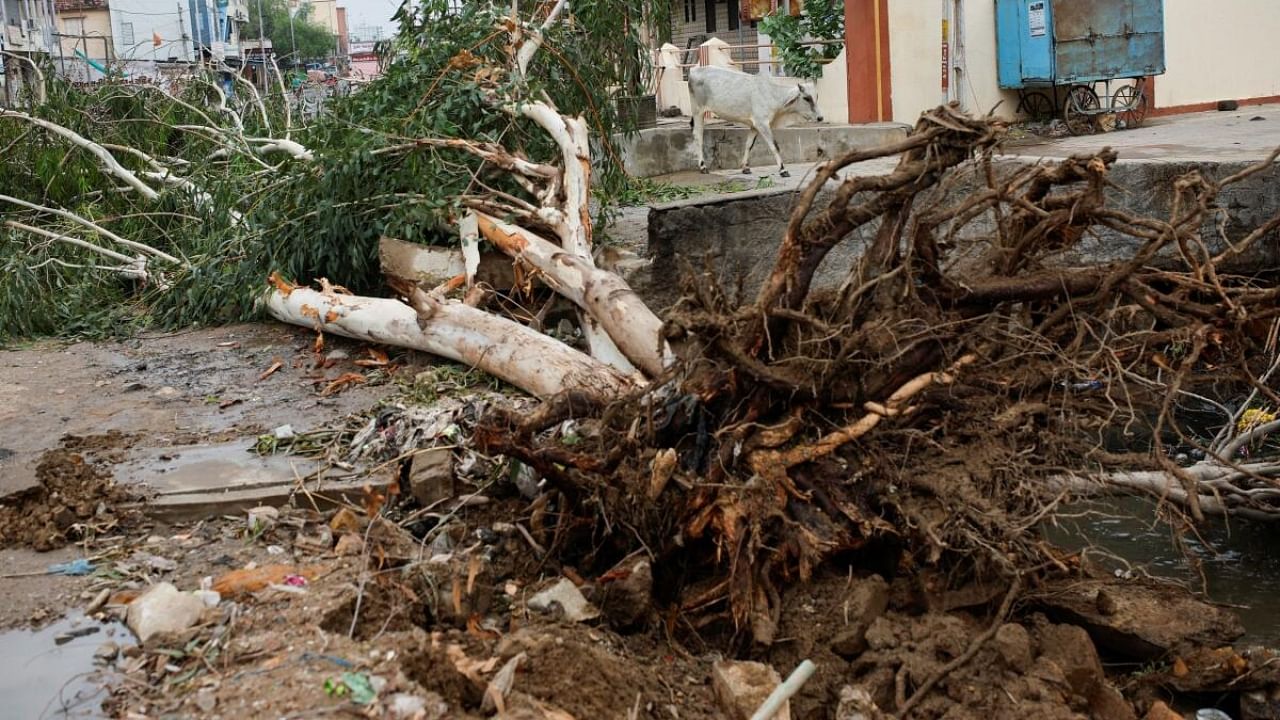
711;660;788;720
126;583;206;644
527;579;600;623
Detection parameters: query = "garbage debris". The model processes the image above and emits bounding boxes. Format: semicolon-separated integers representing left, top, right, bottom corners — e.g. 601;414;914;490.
126;583;206;643
528;578;600;622
324;672;379;705
48;559;95;576
246;506;280;534
712;660;788;720
212;565;319;597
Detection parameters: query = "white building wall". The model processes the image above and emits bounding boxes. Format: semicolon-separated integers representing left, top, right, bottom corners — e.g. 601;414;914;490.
109;0;192;62
886;0;1280;126
886;0;1018;125
1157;0;1280;109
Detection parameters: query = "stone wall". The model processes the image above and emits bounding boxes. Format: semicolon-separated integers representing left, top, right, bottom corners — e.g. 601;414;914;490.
634;158;1280;309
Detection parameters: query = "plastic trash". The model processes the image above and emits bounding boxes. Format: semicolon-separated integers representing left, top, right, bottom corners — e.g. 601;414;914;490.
1196;710;1233;720
47;559;95;576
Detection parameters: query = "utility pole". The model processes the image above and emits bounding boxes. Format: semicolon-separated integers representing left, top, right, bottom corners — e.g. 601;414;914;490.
255;0;266;89
177;2;189;61
287;1;296;65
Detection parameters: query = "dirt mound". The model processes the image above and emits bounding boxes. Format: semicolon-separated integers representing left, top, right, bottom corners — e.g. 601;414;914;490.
0;448;137;550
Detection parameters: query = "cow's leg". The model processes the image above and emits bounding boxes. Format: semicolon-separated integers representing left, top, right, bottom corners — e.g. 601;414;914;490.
692;109;708;174
756;120;788;177
740;127;758;174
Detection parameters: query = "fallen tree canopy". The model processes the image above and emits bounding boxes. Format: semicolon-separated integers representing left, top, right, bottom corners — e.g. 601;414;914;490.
8;0;1280;713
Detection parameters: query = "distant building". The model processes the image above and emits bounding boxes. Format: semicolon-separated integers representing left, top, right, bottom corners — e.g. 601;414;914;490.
1;0;58;101
51;0;246;81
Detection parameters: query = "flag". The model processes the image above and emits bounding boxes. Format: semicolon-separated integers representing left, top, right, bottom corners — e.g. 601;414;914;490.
153;31;163;47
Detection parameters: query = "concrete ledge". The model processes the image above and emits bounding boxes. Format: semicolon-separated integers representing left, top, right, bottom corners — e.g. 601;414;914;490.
620;122;911;177
630;157;1280;309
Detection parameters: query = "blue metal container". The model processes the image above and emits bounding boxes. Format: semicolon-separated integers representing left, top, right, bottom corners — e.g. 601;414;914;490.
995;0;1165;132
997;0;1165;88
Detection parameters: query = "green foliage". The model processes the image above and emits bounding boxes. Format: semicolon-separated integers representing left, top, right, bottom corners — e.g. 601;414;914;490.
243;0;339;63
760;0;844;80
0;0;667;342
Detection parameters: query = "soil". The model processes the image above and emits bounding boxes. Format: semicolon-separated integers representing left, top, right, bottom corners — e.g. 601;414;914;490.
0;447;137;550
0;325;1264;719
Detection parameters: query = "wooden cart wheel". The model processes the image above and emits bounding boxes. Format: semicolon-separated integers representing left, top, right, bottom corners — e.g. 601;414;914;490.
1113;83;1149;129
1019;91;1055;122
1063;85;1101;136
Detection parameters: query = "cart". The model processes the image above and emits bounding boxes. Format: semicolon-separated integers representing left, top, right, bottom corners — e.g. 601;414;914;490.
995;0;1166;134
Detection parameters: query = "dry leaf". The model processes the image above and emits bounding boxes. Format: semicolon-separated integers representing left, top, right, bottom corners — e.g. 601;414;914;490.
319;372;366;396
258;359;284;381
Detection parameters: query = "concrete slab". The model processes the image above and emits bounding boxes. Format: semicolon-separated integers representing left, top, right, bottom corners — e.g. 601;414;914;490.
1006;104;1280;162
115;440;393;521
620;122;909;177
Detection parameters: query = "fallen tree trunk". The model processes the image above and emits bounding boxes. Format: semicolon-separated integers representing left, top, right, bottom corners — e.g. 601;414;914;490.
265;285;633;401
475;212;670;378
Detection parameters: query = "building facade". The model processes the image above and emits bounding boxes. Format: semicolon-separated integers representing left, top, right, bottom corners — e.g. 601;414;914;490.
845;0;1280;125
2;0;58;101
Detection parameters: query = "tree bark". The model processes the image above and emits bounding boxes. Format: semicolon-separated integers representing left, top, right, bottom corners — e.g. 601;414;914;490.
265;286;634;401
475;212;670;378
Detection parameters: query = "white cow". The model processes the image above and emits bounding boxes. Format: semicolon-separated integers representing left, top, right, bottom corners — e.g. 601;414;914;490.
689;65;824;178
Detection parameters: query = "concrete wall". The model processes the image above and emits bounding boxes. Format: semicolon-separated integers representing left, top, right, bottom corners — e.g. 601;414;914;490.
1156;0;1280;110
109;0;192;61
56;7;113;59
885;0;1280;125
637;158;1280;308
886;0;1018;124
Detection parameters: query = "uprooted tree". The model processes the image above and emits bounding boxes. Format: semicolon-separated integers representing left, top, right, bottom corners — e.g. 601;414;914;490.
6;0;1280;670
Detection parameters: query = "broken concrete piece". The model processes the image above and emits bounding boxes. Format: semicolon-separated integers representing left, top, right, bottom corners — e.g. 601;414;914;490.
1037;623;1105;698
1033;578;1244;660
246;505;279;533
835;686;885;720
594;554;653;630
127;583;206;643
711;659;789;720
389;692;449;720
409;447;455;507
272;424;296;441
830;575;890;658
527;578;600;622
93;641;120;663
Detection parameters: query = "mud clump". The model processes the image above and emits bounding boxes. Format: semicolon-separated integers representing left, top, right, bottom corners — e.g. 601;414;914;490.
0;449;136;550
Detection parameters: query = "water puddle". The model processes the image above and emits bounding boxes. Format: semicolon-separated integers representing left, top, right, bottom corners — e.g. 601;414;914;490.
1049;497;1280;646
0;613;130;719
115;441;318;496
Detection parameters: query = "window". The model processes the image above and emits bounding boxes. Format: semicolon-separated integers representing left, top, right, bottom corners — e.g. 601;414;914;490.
683;0;696;24
704;0;716;32
120;21;135;45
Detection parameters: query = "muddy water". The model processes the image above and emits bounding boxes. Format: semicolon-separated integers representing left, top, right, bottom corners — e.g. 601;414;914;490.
0;614;127;718
1049;498;1280;646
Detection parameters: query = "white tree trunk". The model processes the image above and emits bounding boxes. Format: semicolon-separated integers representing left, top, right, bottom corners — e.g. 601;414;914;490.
475;212;670;378
266;287;634;401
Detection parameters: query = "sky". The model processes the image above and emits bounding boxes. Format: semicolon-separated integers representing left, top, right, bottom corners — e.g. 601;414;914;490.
337;0;402;39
